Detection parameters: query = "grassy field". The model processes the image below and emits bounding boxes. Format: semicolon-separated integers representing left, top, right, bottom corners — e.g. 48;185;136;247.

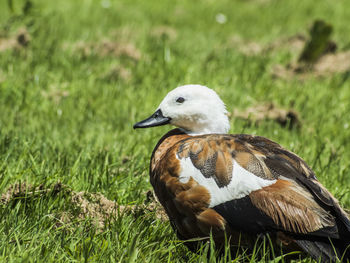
1;0;350;262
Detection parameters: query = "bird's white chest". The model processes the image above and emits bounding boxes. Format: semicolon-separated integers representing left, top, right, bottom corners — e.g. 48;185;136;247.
178;157;276;207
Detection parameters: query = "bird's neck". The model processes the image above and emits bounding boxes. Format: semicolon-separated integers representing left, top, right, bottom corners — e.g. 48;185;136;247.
181;116;230;136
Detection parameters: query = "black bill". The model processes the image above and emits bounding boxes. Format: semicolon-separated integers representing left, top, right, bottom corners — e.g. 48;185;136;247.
133;109;171;129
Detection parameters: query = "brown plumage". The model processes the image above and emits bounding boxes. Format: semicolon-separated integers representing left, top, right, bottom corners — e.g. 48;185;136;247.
149;129;350;262
134;85;350;262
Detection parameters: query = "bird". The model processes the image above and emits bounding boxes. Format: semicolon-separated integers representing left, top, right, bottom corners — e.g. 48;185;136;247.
133;84;350;262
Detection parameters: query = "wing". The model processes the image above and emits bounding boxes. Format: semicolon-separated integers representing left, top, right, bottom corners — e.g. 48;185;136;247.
235;134;350;236
174;134;350;238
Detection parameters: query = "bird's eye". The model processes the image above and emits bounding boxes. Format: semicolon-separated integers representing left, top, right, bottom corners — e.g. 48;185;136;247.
176;97;185;103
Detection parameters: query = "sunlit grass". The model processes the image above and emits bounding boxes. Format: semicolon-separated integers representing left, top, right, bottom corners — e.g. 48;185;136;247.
0;0;350;261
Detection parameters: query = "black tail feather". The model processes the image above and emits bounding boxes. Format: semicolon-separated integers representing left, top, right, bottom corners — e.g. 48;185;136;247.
296;238;350;263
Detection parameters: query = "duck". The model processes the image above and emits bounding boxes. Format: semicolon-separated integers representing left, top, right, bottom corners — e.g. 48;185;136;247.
133;84;350;262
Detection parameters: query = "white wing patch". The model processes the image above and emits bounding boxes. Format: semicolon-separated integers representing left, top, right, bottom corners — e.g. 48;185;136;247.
178;157;277;207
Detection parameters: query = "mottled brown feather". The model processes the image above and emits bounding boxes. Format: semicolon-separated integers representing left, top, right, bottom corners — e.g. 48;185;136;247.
215;150;232;186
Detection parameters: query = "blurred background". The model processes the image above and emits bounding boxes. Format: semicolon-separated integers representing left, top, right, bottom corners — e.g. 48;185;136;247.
0;0;350;262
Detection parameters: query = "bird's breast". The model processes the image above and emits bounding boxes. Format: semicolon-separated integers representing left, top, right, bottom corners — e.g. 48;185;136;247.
176;156;277;207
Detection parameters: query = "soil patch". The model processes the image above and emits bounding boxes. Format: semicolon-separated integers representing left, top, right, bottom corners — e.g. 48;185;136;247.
70;39;141;61
232;103;301;129
41;84;70;104
228;35;263;56
0;69;5;83
271;20;350;79
228;20;350;78
228;34;308;57
1;183;167;229
151;26;178;41
101;65;132;82
272;51;350;80
0;28;30;52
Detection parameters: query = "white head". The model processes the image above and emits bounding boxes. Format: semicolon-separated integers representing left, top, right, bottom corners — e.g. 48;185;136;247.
134;84;230;135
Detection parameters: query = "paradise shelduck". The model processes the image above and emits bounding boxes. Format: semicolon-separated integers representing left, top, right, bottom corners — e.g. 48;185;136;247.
133;84;350;262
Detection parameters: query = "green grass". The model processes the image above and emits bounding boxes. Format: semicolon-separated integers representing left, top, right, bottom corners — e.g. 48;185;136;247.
0;0;350;262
